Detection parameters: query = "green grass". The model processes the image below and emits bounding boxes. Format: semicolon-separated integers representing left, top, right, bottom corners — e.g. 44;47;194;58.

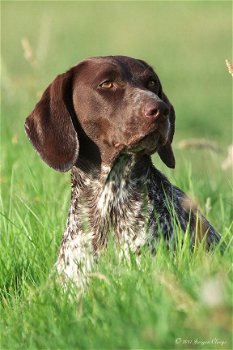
1;2;232;349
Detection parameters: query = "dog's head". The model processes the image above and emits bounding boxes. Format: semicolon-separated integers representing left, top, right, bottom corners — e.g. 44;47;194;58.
25;56;175;172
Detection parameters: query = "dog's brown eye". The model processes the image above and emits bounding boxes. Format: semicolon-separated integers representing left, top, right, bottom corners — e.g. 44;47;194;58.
147;80;157;89
100;81;113;89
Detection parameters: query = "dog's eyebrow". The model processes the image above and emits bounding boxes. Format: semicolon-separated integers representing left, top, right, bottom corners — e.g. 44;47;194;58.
92;67;120;84
140;66;157;79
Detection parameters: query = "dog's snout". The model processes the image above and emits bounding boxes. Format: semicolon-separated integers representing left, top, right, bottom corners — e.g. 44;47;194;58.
144;101;169;120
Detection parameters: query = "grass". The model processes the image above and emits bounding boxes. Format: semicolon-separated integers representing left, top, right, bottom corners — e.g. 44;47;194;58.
1;1;232;349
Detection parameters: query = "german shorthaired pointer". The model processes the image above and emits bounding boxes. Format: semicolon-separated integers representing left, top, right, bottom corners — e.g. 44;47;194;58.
25;56;221;287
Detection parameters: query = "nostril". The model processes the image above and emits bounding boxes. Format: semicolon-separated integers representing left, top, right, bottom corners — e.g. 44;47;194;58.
144;104;159;118
144;101;169;119
147;107;159;117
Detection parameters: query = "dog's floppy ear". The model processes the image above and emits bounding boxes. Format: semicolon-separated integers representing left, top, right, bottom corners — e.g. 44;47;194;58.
25;69;79;172
158;92;176;168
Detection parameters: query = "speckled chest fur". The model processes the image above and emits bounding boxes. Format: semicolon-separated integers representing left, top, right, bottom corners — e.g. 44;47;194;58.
55;154;219;287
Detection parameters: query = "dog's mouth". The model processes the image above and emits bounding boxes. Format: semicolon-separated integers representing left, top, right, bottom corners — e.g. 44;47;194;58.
127;130;161;154
113;119;170;156
126;122;169;155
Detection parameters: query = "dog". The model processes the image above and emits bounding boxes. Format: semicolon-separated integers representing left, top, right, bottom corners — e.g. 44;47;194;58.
25;56;221;287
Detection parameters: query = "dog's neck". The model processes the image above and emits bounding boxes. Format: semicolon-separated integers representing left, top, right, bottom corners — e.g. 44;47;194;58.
73;153;152;188
66;154;153;251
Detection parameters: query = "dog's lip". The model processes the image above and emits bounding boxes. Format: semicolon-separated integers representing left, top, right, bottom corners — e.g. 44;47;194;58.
140;128;167;145
132;125;168;148
113;123;169;152
125;129;161;154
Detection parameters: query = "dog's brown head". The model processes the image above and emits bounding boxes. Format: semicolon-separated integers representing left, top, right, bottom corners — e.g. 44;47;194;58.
25;56;175;172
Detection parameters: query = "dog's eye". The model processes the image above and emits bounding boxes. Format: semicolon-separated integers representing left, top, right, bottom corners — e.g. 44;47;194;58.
99;81;114;89
147;80;157;89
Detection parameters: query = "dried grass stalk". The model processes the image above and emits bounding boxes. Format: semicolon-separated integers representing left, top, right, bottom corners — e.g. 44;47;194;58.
21;37;37;67
221;144;233;170
178;138;219;152
225;59;233;77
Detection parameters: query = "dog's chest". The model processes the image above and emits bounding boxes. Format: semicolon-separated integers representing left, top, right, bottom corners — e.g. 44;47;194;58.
87;169;150;250
67;159;153;252
105;177;147;228
57;161;152;286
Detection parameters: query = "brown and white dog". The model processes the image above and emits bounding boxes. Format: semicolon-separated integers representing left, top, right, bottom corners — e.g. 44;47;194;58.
25;56;221;287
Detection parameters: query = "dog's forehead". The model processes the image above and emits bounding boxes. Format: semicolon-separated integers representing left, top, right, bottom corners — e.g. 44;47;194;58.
81;56;156;79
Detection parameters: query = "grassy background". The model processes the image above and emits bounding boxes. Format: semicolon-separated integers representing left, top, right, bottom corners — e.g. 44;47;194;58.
1;1;232;349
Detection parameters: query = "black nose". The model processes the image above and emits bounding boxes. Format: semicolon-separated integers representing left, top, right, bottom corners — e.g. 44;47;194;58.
144;100;169;120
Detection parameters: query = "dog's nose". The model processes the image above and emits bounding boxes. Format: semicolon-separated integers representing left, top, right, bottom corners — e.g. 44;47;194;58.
144;101;169;120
